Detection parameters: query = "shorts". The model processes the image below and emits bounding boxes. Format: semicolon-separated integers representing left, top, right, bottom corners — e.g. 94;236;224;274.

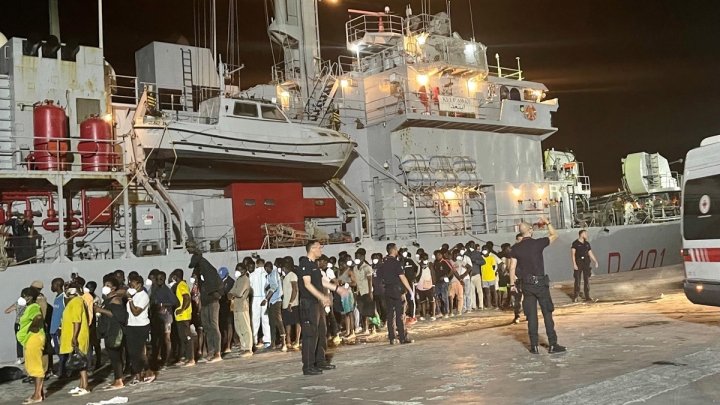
357;294;376;317
417;288;435;302
482;281;496;288
282;306;299;326
153;309;174;334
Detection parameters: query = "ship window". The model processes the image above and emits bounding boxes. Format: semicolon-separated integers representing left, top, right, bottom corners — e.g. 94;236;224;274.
683;174;720;240
263;199;275;206
499;86;509;100
233;102;258;118
509;88;521;101
260;105;286;121
524;89;538;101
244;199;256;207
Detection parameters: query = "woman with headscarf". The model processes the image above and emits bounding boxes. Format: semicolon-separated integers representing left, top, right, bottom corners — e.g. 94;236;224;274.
60;280;90;397
94;274;128;390
16;287;45;404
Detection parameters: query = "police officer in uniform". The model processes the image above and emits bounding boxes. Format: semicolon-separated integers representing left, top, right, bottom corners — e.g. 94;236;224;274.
571;230;599;302
509;218;566;354
377;243;414;345
298;240;348;375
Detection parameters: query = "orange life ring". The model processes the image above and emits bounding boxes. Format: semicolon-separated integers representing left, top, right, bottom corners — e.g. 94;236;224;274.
522;105;537;121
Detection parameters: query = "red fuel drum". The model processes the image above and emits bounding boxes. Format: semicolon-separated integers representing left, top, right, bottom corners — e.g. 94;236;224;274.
78;116;115;171
31;101;68;170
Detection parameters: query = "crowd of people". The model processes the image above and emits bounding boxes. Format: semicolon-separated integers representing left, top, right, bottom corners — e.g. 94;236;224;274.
7;220;592;403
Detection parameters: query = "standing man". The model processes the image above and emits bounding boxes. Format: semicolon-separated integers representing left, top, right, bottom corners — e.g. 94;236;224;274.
228;263;253;357
169;269;194;367
467;242;485;311
298;240;347;375
354;249;375;334
508;219;566;354
189;252;223;363
377;243;414;345
217;267;235;354
571;230;599;302
263;261;286;352
49;278;66;377
249;258;271;350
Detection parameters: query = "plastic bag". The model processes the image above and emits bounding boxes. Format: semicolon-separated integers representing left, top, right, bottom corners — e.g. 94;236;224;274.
66;348;88;371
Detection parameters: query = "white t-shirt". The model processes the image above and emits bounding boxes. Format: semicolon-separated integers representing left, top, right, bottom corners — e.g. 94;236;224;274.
282;272;299;309
455;256;472;281
127;289;150;326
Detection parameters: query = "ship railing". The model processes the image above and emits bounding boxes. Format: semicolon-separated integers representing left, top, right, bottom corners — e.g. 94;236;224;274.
188;224;236;253
2;134;127;173
261;222;352;249
487;64;524;81
495;211;552;233
110;75;139;106
346;14;405;47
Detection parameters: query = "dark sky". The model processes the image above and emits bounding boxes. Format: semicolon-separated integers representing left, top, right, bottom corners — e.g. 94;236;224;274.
2;0;720;194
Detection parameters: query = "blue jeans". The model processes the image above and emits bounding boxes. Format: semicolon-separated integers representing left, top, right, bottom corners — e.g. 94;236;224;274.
435;282;449;315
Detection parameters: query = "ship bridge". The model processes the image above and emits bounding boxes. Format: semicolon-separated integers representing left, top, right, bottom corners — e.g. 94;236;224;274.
336;12;558;138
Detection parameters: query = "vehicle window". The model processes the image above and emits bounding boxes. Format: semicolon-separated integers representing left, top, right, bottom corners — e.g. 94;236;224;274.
233;102;258;117
683;174;720;240
260;105;286;121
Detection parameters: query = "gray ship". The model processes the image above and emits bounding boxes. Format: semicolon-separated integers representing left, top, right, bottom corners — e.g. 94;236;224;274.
0;1;681;362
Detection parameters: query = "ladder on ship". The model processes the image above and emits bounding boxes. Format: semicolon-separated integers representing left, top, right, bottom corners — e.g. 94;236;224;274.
307;74;339;123
134;167;192;252
323;178;372;239
181;48;194;112
0;75;14;169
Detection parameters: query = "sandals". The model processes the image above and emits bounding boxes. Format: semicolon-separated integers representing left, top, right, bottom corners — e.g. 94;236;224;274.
22;397;43;404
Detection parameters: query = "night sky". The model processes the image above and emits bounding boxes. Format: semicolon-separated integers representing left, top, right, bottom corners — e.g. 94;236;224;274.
2;0;719;194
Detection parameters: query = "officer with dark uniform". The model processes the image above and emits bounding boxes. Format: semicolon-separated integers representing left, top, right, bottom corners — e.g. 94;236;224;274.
298;240;348;375
377;243;414;345
571;229;599;302
509;218;566;354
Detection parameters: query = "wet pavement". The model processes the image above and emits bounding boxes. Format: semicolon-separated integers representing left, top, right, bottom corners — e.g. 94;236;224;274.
1;265;718;405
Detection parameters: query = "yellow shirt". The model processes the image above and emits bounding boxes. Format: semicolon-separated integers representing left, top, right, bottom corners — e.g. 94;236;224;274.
59;296;90;355
481;255;497;282
174;281;192;322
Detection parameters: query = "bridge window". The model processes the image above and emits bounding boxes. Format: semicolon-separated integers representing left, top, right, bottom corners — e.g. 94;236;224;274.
509;88;521;101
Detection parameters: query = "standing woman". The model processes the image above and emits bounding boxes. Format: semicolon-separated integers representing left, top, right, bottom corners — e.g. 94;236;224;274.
125;273;154;385
337;260;357;341
16;287;45;404
94;275;128;390
60;281;90;397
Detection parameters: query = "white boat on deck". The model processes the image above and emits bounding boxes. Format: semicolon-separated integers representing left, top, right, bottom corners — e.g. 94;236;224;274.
132;94;356;187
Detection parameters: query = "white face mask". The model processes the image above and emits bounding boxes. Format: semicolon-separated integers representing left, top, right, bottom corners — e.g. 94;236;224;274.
482;250;488;255
145;279;153;287
83;287;90;294
469;247;475;252
127;288;137;296
168;281;176;288
200;275;205;281
402;252;409;258
326;263;333;269
17;297;27;307
66;287;78;296
422;260;428;265
189;277;196;284
235;271;242;278
456;256;463;261
346;260;353;267
415;254;420;259
354;259;361;265
460;249;466;255
101;286;112;296
372;258;379;265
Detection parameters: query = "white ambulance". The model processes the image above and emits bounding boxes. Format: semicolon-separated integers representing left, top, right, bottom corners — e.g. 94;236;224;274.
683;135;720;306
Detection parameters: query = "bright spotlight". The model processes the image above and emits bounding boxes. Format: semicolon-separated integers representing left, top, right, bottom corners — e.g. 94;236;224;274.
417;74;429;86
512;187;522;197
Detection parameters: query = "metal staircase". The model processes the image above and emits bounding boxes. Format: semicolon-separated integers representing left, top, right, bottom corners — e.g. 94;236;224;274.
307;74;339;123
0;75;14;169
181;49;194;112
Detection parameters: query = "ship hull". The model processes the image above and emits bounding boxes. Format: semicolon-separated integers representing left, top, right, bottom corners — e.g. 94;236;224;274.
0;221;681;362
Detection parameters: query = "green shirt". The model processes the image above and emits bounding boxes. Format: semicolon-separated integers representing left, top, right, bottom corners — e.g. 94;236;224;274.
16;303;43;346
